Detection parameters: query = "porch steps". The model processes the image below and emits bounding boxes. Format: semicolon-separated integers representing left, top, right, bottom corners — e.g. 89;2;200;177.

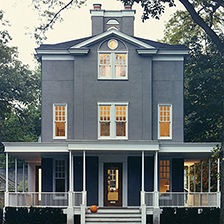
85;208;142;224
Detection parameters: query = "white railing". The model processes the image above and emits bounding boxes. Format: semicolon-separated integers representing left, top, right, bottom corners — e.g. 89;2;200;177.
5;192;84;207
144;192;220;208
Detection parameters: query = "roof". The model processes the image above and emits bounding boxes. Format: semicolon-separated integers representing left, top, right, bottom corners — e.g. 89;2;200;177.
35;29;189;58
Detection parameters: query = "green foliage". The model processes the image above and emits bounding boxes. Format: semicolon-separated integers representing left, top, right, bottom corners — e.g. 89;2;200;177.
161;207;220;224
4;207;66;224
161;10;224;142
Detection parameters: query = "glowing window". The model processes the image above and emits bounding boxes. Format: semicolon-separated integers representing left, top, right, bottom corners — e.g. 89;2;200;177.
160;160;170;192
98;103;128;139
53;104;67;139
158;105;172;139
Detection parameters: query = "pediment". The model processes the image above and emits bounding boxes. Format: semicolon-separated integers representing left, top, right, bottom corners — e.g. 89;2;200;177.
70;29;156;50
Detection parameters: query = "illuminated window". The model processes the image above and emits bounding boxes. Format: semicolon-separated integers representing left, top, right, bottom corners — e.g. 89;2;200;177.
160;160;170;192
98;103;128;139
158;105;172;139
98;40;128;79
53;104;67;139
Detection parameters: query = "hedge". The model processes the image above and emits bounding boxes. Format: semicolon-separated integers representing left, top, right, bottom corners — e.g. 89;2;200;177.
4;207;66;224
161;207;220;224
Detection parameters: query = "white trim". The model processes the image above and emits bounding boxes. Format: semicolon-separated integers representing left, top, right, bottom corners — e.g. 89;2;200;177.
71;29;155;49
98;102;129;140
152;56;185;61
42;55;75;61
158;104;172;140
53;158;68;200
98;51;128;80
90;10;136;18
36;50;69;55
107;19;119;25
108;39;118;50
53;104;67;139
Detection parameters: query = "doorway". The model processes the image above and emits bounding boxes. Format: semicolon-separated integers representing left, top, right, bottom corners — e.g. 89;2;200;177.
104;163;122;206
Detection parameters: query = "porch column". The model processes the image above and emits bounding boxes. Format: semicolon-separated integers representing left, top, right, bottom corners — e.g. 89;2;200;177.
194;163;196;192
23;161;25;192
81;150;86;224
201;161;203;192
15;157;18;192
153;151;160;224
141;151;145;204
217;158;221;207
67;150;74;224
208;157;211;193
188;165;190;192
5;153;9;206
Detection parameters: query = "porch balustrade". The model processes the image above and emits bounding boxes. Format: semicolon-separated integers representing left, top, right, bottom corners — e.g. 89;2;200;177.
5;191;83;207
144;192;220;208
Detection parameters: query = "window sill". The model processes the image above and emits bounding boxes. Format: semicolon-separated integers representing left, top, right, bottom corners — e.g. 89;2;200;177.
98;77;128;80
98;137;128;140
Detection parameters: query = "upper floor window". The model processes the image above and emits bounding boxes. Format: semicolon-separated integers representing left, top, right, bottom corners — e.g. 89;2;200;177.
98;102;128;139
158;105;172;139
53;104;67;139
98;40;128;80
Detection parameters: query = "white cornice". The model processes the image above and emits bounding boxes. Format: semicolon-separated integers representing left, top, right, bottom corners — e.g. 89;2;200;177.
71;29;155;49
90;10;136;17
42;55;74;61
152;56;185;61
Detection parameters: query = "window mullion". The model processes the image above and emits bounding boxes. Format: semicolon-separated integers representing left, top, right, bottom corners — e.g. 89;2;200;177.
111;105;115;138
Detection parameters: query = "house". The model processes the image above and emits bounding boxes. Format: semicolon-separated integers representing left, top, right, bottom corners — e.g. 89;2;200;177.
3;4;220;224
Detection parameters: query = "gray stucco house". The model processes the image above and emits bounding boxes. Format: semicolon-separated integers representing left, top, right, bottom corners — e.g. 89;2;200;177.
3;4;220;224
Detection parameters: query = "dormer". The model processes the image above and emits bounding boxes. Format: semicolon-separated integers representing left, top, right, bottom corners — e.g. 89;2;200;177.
90;4;136;36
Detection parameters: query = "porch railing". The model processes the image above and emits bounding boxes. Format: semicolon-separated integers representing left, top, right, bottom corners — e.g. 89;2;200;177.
144;192;220;208
5;192;83;207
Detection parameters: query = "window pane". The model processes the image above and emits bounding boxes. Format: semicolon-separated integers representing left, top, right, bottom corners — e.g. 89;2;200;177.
115;54;126;77
116;66;126;77
55;122;65;136
56;179;65;192
160;179;170;192
100;65;110;77
100;54;111;77
116;122;126;136
160;122;170;137
100;122;110;136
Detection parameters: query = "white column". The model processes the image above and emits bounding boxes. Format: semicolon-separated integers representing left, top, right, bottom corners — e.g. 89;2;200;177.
154;151;159;208
218;158;220;192
15;157;18;192
188;165;190;192
6;153;8;192
142;151;145;192
208;157;211;193
141;151;145;206
83;150;86;192
23;161;25;192
154;151;158;192
69;151;74;192
194;163;196;192
201;161;203;192
5;153;9;207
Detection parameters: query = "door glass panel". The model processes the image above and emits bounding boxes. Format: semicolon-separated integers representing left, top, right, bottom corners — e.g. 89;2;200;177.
107;168;119;202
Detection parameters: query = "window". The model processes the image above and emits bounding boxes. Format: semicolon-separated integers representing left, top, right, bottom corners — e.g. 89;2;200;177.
53;159;67;199
98;40;128;79
158;105;172;139
98;103;128;139
53;104;67;139
160;160;170;192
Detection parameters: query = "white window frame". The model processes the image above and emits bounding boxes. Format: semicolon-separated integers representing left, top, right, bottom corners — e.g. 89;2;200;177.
158;104;172;140
53;158;67;200
53;104;67;139
98;51;128;80
98;102;129;139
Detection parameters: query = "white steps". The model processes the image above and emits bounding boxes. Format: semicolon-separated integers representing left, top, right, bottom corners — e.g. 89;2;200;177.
86;208;142;224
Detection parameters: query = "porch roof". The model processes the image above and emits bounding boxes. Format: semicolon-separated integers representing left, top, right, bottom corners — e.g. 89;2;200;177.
3;141;219;164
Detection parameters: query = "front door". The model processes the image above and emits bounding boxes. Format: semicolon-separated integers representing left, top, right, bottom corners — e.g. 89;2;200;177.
104;163;122;206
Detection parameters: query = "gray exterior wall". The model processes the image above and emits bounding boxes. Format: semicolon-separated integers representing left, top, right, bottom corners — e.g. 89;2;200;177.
41;38;184;142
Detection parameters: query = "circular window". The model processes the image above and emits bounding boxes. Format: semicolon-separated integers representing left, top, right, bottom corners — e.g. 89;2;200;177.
108;39;118;50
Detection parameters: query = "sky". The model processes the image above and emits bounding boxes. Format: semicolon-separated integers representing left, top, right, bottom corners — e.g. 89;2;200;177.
2;0;184;69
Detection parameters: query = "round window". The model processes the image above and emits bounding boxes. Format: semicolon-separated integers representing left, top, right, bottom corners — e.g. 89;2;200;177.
108;39;118;50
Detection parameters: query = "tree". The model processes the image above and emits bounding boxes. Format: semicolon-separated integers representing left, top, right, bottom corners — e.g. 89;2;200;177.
160;10;224;142
0;11;41;167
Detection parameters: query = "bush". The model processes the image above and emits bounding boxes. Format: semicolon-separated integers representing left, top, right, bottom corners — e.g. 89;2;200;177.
161;207;220;224
4;207;66;224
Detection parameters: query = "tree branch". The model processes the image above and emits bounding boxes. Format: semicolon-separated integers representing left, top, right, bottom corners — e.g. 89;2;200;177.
42;0;74;31
179;0;224;56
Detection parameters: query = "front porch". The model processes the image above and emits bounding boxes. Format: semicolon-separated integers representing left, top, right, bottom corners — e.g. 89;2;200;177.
3;141;220;224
